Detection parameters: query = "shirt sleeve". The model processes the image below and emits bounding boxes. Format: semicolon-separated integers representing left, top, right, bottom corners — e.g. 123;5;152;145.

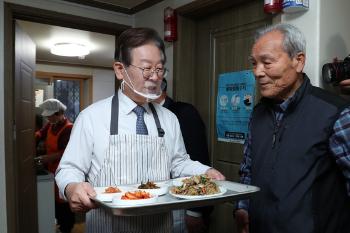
329;107;350;196
170;116;210;178
236;119;252;211
55;111;94;200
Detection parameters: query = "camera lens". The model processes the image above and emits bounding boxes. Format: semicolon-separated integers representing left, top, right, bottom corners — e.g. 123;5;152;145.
322;63;336;83
323;55;350;85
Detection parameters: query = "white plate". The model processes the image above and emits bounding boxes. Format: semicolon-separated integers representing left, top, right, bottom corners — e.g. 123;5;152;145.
94;186;131;202
169;186;227;199
133;182;169;196
172;177;191;186
112;193;158;206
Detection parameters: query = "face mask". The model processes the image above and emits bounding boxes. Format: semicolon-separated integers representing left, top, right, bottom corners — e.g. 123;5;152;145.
122;67;161;101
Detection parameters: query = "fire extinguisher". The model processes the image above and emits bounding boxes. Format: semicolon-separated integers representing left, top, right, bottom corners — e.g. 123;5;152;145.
164;7;177;42
264;0;283;14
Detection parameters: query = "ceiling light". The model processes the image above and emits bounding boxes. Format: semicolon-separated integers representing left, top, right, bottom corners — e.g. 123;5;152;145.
50;42;90;57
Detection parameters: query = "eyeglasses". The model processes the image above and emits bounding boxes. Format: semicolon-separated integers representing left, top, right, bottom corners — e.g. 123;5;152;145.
129;64;168;79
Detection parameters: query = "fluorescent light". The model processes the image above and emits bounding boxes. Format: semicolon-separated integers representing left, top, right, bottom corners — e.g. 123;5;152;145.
50;42;90;57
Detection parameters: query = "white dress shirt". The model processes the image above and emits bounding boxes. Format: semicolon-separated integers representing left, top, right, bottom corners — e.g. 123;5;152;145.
55;90;210;196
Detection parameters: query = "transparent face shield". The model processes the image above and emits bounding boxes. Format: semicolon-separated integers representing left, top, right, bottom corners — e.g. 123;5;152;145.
121;66;163;101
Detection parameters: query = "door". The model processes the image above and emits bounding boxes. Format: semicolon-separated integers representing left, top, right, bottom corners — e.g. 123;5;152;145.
14;22;38;233
175;1;271;232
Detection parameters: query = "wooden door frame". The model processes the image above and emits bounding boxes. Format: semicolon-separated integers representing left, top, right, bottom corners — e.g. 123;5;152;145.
3;3;129;232
174;0;256;103
174;0;259;152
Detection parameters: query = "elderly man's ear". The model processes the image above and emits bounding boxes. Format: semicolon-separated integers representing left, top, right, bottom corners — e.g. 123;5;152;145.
293;52;306;73
113;62;125;81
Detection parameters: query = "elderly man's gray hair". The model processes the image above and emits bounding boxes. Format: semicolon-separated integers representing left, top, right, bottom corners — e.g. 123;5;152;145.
255;23;306;58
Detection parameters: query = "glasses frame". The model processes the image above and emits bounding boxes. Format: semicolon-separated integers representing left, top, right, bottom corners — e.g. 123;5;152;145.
128;64;168;79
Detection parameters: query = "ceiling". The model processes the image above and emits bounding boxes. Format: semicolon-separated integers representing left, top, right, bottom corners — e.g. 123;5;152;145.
16;0;253;69
17;20;116;68
16;1;167;69
62;0;164;14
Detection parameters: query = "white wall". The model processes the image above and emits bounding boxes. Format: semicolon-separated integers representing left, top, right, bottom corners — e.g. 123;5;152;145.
134;0;195;98
36;64;95;75
281;0;350;88
0;1;132;232
319;0;350;89
36;64;115;103
92;69;115;102
281;1;320;86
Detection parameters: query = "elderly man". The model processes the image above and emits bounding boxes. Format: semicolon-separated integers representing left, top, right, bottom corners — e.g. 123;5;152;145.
235;23;350;233
55;27;225;233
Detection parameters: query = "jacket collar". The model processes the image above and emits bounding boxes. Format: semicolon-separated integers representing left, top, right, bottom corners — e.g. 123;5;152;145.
260;73;311;113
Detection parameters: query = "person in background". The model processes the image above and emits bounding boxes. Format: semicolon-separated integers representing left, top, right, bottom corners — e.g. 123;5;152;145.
35;98;75;233
55;27;225;233
235;23;350;233
156;78;213;233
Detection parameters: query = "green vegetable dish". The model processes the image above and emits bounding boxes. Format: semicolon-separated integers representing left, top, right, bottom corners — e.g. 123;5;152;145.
171;175;220;195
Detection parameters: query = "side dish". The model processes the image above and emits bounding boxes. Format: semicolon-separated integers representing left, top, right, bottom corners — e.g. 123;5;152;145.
170;175;220;195
104;186;121;193
138;181;160;189
121;191;151;200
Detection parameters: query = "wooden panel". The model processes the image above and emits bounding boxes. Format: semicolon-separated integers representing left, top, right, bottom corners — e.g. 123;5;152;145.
209;202;236;233
175;1;272;232
173;15;196;104
15;23;38;233
18;130;34;162
9;3;129;35
177;0;255;19
215;160;241;182
20;62;33;100
194;16;212;137
201;0;271;180
211;21;268;165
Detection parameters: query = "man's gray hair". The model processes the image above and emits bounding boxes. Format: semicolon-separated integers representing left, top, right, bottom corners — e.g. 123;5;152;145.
255;23;306;58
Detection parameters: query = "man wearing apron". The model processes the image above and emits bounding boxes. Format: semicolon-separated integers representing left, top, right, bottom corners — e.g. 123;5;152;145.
56;28;225;233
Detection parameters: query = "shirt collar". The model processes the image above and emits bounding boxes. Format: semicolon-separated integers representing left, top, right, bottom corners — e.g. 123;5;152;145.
117;89;152;115
275;95;295;113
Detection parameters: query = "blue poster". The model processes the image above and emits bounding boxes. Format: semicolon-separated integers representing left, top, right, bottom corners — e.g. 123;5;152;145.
216;70;255;144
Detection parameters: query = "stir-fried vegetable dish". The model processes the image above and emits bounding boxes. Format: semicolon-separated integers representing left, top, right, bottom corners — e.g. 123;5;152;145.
171;175;220;195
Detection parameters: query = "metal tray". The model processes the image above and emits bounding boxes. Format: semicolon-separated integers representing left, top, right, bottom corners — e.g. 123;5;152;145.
92;180;259;216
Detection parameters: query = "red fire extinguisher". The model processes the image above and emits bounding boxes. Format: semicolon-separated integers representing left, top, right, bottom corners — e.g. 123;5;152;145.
164;7;177;42
264;0;283;14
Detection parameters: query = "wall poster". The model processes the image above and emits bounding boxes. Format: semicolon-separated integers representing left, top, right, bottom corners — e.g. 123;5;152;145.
216;70;256;144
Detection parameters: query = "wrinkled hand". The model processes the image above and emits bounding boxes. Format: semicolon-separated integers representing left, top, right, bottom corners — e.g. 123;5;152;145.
185;215;208;233
65;182;97;213
235;209;249;233
205;168;225;180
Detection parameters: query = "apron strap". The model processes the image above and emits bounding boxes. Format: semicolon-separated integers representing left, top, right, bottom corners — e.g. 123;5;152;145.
149;103;165;137
110;94;165;137
110;94;119;135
